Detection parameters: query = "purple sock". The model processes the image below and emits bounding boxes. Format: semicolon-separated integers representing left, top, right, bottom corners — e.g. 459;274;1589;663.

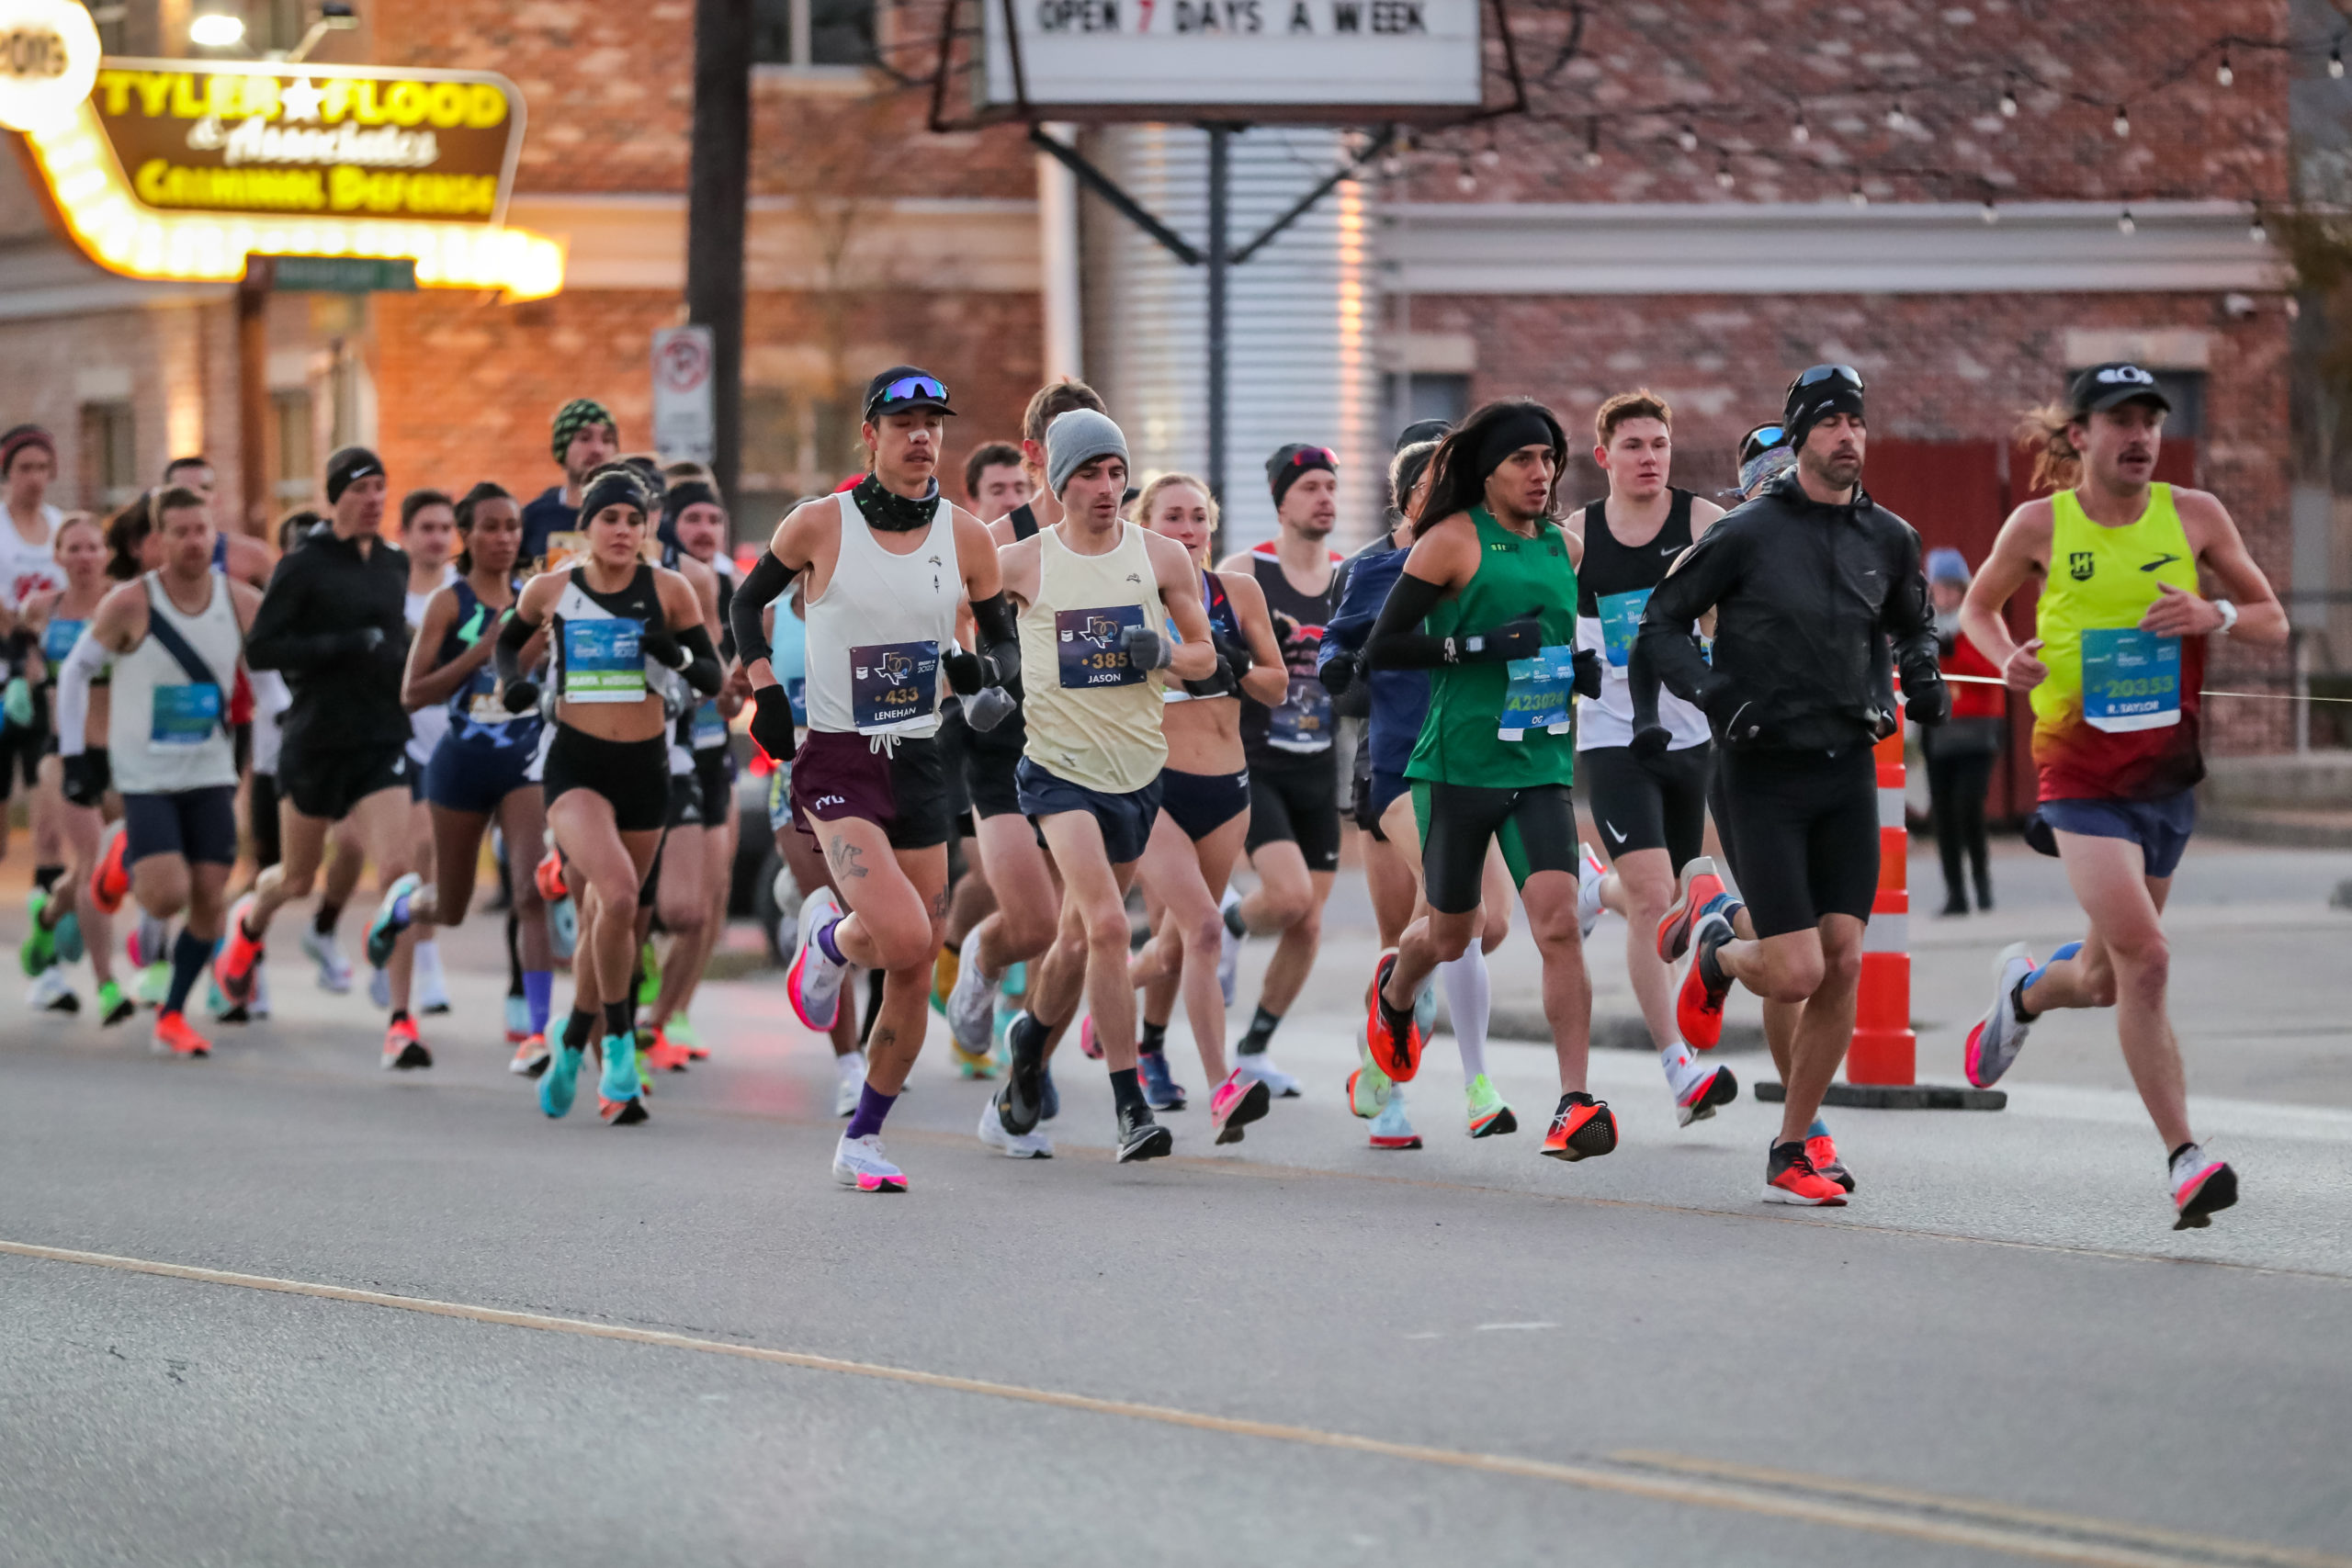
844;1082;895;1139
524;970;553;1035
816;917;848;967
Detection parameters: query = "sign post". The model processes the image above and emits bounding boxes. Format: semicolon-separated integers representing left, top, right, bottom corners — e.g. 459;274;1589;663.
652;326;718;466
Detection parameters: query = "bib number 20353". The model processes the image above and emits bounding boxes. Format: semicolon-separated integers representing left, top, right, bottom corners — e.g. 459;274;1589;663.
2081;628;2180;733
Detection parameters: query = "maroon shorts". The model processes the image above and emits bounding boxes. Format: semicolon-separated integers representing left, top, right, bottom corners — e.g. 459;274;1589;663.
787;729;955;851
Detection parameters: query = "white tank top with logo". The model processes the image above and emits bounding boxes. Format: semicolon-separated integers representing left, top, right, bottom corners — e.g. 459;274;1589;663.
404;568;457;767
0;502;65;614
107;572;242;794
800;491;962;739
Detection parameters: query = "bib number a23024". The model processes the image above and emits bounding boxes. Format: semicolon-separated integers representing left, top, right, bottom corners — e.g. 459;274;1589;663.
1499;646;1577;740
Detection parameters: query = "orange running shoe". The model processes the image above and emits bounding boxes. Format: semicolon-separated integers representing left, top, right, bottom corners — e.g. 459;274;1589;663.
88;822;131;915
1656;855;1728;963
381;1014;433;1071
644;1028;692;1073
1765;1140;1849;1206
152;1010;210;1059
1674;910;1735;1050
1540;1093;1618;1162
535;850;568;904
1805;1133;1855;1193
509;1032;551;1077
1363;950;1425;1084
215;893;264;1006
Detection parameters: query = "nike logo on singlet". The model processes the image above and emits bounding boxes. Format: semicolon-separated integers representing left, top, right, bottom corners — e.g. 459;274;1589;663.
2140;554;2183;571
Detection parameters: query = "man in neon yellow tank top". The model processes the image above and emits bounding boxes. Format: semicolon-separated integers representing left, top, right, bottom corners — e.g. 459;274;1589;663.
1959;363;2286;1230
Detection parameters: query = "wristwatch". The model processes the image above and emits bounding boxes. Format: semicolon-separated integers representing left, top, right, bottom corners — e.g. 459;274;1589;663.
2212;598;2239;637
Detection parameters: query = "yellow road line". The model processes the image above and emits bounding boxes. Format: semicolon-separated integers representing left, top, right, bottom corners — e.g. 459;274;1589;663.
3;1237;2335;1568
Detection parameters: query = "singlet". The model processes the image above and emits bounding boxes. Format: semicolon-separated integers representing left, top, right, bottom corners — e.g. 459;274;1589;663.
801;491;961;739
1159;568;1243;706
547;563;683;726
107;571;242;794
0;502;65;615
40;610;89;679
1407;508;1581;791
437;577;540;752
1017;522;1169;795
662;540;734;759
1242;540;1340;757
1573;490;1710;751
2030;483;2205;804
404;567;457;766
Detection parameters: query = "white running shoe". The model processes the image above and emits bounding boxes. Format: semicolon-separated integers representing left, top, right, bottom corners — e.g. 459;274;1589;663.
832;1132;908;1192
1216;887;1242;1007
1234;1053;1303;1099
787;887;848;1032
2168;1143;2239;1230
414;941;451;1014
977;1096;1054;1158
1577;841;1608;940
135;960;170;1009
946;926;995;1053
1664;1046;1738;1127
833;1052;865;1118
1964;942;2039;1089
300;925;355;993
248;962;271;1021
28;964;79;1014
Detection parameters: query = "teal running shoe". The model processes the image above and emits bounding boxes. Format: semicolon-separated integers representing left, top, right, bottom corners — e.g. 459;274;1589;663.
364;873;421;970
53;908;83;965
599;1032;641;1104
540;1043;583;1119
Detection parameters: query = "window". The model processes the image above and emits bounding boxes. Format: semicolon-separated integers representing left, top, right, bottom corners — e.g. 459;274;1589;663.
79;401;138;510
273;389;315;504
1382;372;1470;448
740;385;865;520
752;0;876;68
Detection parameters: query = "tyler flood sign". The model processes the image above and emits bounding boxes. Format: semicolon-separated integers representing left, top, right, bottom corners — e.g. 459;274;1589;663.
982;0;1482;112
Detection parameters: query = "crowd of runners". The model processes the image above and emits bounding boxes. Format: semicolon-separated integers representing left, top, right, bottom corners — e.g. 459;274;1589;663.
0;353;2285;1227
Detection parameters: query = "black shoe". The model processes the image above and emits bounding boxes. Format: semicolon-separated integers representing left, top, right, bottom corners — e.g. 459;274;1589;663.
1974;880;1996;913
997;1013;1046;1135
1939;896;1969;918
1116;1101;1173;1163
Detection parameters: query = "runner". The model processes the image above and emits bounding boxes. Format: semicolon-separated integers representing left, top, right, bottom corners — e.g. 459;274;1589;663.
0;424;66;866
1570;390;1737;1128
989;408;1218;1163
1212;444;1347;1099
53;488;260;1059
162;456;274;586
729;367;1014;1190
1638;366;1947;1207
1956;362;2286;1229
1363;400;1611;1164
963;442;1027;525
521;399;620;569
401;483;555;1074
394;490;459;1014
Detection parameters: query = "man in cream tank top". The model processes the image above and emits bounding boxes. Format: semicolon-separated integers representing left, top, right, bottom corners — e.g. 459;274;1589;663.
989;409;1219;1167
1958;362;2288;1231
729;366;1022;1194
53;489;261;1063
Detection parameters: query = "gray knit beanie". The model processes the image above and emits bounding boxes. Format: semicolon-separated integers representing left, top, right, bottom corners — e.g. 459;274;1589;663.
1046;408;1128;497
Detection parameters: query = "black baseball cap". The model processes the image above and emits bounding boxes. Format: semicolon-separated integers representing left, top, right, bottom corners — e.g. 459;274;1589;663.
1395;418;1451;452
2069;362;2172;417
864;366;956;418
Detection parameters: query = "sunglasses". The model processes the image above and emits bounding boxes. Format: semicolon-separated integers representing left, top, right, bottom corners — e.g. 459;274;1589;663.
870;375;949;411
1793;364;1865;394
1290;446;1337;467
1737;424;1785;463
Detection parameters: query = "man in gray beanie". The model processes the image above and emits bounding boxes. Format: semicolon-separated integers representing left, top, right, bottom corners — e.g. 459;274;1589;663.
1044;407;1128;499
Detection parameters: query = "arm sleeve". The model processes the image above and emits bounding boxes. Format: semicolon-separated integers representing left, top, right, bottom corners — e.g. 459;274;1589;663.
968;590;1022;694
1635;528;1739;706
1363;571;1457;671
714;570;736;663
493;604;536;690
729;549;792;671
54;627;106;756
243;557;362;672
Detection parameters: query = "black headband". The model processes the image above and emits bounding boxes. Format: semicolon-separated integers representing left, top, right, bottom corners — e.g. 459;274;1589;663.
661;479;719;525
579;468;650;524
1475;408;1559;481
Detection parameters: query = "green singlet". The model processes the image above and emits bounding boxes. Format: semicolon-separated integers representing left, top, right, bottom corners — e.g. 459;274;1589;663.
1406;505;1581;792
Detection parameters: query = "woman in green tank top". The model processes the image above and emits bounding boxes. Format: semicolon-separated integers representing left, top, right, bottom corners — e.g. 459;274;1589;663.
1362;400;1618;1165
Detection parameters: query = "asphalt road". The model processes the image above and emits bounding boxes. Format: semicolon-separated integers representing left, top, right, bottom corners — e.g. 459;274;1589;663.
5;863;2350;1568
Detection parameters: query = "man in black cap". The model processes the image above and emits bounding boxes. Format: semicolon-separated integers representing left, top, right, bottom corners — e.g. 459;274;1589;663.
222;445;435;1070
1634;365;1946;1209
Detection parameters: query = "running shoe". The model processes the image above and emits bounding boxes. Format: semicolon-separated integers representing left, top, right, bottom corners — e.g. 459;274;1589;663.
540;1043;583;1118
1964;942;2040;1089
1541;1093;1618;1162
2169;1144;2238;1230
946;927;995;1054
96;978;134;1026
135;960;169;1009
950;1037;999;1078
28;965;78;1014
632;1032;659;1099
1369;1088;1421;1149
125;921;150;972
504;994;532;1045
636;940;662;1010
1657;855;1729;963
644;1028;692;1074
1210;1070;1271;1145
365;873;420;970
977;1097;1053;1158
1668;1055;1739;1127
1138;1050;1187;1111
996;1012;1046;1135
414;942;451;1015
151;1009;209;1058
786;887;848;1031
1577;841;1608;940
1764;1140;1848;1206
597;1032;645;1121
1805;1133;1855;1193
300;923;355;994
1233;1051;1303;1099
19;888;56;976
548;897;577;963
1115;1100;1173;1163
215;893;263;1006
87;822;130;914
1077;1013;1103;1060
930;940;957;1017
368;964;391;1010
1039;1064;1059;1123
1676;910;1735;1050
670;1015;707;1061
1347;1044;1392;1119
1364;950;1425;1083
535;849;567;904
834;1053;865;1118
381;1015;432;1070
599;1093;650;1125
1217;887;1242;1007
1465;1074;1517;1137
833;1133;908;1191
205;972;237;1023
53;908;82;965
509;1032;551;1077
249;964;272;1021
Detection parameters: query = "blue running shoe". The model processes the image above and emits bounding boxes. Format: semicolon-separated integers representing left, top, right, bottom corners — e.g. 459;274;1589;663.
1137;1050;1186;1111
599;1032;641;1104
53;908;83;965
540;1044;582;1119
549;897;577;963
365;872;421;970
1039;1063;1059;1123
504;993;531;1044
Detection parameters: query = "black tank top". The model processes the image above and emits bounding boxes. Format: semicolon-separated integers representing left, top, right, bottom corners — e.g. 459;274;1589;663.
1242;544;1339;757
1576;489;1695;616
1006;502;1039;542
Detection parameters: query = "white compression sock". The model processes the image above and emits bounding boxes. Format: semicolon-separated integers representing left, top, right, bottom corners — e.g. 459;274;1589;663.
1442;947;1491;1085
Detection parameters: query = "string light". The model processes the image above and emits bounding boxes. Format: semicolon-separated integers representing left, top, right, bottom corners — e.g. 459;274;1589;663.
1999;76;2018;117
1679;122;1699;152
1583;117;1601;168
1885;98;1907;130
1981;199;1998;224
1716;157;1735;190
1456;160;1477;192
1792;107;1810;145
2118;206;2135;234
2334;42;2346;79
2216;51;2233;87
2113;104;2131;137
2250;212;2267;244
1477;145;1501;168
1849;181;1869;207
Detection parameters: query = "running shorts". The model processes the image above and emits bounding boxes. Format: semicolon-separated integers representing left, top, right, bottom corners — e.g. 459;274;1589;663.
1581;742;1712;872
0;719;46;795
1411;780;1578;914
2039;790;2195;880
961;714;1025;820
542;725;670;835
666;769;706;829
789;729;954;852
1159;767;1250;842
1712;746;1879;940
278;739;411;821
1360;767;1413;842
424;734;537;818
249;769;281;870
1016;757;1162;865
695;746;734;829
122;785;238;868
1244;748;1341;874
935;702;975;824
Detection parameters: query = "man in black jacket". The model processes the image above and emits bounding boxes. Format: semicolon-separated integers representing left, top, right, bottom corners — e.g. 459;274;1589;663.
1634;366;1946;1206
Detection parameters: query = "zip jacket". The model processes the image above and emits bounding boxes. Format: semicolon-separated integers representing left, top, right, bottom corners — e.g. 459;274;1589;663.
1318;533;1429;779
245;528;411;754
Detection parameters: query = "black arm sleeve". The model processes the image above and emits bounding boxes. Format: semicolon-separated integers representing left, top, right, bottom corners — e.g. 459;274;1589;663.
673;623;723;696
493;604;536;689
968;590;1022;693
714;570;737;663
1363;572;1456;671
1635;530;1739;708
729;548;792;671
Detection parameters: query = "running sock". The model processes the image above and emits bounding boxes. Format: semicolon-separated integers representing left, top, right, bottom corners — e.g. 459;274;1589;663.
1442;948;1491;1085
845;1083;895;1139
815;916;849;967
524;970;554;1035
1237;1006;1281;1055
562;1008;595;1054
164;931;214;1016
390;1009;411;1026
1698;930;1729;993
1806;1115;1832;1140
1660;1040;1696;1075
2016;941;2080;1021
312;902;340;937
1109;1066;1147;1118
1138;1019;1168;1056
603;999;630;1042
1221;898;1248;940
32;863;62;895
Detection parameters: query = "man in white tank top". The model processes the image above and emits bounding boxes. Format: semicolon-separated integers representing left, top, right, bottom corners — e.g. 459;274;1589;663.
0;424;66;860
54;489;261;1060
729;366;1020;1193
990;410;1217;1166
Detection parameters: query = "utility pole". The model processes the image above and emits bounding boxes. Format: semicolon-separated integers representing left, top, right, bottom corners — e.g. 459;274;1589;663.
687;0;752;513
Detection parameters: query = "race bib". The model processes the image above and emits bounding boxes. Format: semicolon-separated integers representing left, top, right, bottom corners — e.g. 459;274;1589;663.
150;682;220;748
1499;645;1577;740
766;764;795;833
2081;628;2180;733
849;640;939;732
561;618;645;703
1268;675;1334;753
42;617;85;666
1056;606;1147;689
692;698;729;750
786;675;807;726
1595;588;1650;670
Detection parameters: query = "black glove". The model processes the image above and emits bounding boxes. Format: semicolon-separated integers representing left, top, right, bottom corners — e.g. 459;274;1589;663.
944;649;986;697
1120;625;1171;671
1216;633;1253;677
1465;618;1544;663
1319;651;1355;696
1182;656;1236;699
1871;705;1900;742
1905;675;1951;728
641;625;686;671
964;685;1018;731
501;678;540;714
749;682;798;761
1629;724;1671;760
1573;648;1603;700
342;625;385;657
61;750;107;807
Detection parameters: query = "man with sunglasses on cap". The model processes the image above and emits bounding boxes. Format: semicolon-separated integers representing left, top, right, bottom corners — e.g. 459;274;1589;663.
1634;365;1948;1208
730;367;1020;1193
1955;363;2286;1230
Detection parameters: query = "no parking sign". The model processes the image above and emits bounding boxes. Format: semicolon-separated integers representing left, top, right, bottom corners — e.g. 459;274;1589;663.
652;325;715;463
